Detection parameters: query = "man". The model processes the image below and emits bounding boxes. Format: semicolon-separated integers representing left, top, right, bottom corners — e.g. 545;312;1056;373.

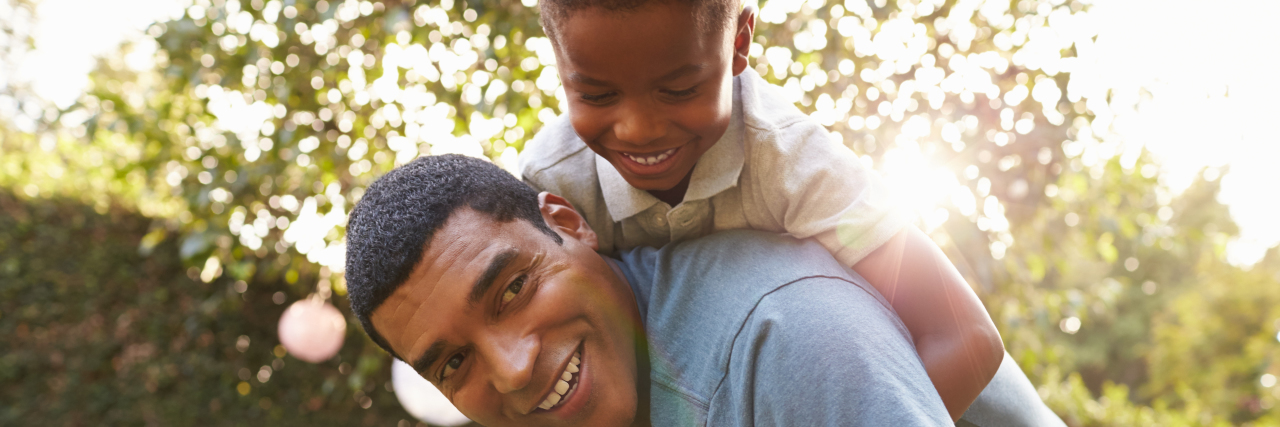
344;155;1060;426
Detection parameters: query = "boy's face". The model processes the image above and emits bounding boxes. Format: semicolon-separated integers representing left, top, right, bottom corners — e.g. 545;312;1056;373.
552;2;753;192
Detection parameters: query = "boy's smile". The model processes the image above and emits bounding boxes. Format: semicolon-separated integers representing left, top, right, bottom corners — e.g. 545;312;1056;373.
551;1;754;204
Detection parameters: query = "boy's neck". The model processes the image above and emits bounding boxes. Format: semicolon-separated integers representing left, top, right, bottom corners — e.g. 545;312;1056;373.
646;167;694;207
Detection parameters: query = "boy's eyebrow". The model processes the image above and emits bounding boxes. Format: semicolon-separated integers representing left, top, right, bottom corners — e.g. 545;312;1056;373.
656;64;705;83
564;72;612;87
565;64;705;87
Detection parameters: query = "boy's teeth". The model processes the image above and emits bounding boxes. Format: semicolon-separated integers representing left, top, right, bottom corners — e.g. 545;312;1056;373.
624;148;676;166
539;352;582;411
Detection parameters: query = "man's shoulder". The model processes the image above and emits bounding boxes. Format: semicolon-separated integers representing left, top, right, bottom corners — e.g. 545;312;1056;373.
666;230;827;266
634;231;866;316
620;231;850;322
632;231;944;426
669;231;886;305
518;114;592;183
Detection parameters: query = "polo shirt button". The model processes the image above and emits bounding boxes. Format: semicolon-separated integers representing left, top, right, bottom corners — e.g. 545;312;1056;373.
655;215;666;225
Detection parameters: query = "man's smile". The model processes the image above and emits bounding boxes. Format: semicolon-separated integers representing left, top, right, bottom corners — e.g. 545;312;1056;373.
534;343;590;419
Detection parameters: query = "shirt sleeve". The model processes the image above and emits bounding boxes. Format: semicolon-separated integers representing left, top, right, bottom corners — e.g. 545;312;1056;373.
744;119;916;267
709;276;951;426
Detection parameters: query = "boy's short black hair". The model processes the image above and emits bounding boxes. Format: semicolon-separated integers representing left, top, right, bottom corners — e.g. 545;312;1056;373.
344;154;563;359
540;0;741;40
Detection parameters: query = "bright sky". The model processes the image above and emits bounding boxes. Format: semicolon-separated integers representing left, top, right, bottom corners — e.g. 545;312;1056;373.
11;0;182;108
1081;0;1280;266
6;0;1279;266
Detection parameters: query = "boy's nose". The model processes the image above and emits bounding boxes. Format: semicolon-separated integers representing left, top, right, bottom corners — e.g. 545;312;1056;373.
485;333;539;394
613;101;667;147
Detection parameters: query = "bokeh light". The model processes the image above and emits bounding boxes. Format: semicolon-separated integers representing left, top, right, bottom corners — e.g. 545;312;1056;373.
277;297;346;363
391;359;471;426
3;0;1279;425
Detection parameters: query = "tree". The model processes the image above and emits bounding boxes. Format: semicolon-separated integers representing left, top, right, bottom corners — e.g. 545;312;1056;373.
2;0;1276;425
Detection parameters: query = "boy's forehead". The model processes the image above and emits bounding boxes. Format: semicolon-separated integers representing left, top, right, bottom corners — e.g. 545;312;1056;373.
543;0;739;39
550;2;731;75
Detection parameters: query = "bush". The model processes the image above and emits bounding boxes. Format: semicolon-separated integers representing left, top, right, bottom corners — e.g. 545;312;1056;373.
0;190;462;426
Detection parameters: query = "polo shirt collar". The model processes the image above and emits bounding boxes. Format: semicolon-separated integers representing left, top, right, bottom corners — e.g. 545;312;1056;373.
596;154;660;220
596;80;745;220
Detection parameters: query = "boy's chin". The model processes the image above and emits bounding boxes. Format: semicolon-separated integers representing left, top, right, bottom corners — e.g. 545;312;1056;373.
619;174;682;192
610;159;692;192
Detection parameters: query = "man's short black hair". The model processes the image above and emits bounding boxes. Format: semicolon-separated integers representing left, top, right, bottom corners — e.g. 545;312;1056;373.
344;154;563;359
539;0;740;40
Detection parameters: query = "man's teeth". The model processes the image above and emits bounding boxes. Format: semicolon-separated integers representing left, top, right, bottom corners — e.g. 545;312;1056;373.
623;148;677;166
539;352;582;410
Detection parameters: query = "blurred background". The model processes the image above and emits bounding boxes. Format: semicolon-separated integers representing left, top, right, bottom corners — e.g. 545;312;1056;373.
2;0;1278;425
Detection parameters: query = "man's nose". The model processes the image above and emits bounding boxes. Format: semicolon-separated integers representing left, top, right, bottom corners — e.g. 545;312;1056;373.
485;333;539;394
613;100;667;147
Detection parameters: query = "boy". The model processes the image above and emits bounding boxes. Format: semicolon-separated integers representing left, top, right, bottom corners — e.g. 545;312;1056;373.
520;0;1004;421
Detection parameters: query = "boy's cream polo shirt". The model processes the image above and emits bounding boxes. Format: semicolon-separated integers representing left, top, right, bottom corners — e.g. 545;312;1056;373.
519;68;913;267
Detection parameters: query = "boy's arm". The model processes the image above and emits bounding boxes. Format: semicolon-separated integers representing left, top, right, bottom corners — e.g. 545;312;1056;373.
852;226;1004;422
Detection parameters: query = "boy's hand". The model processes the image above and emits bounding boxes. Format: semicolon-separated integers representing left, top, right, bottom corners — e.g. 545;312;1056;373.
853;226;1004;422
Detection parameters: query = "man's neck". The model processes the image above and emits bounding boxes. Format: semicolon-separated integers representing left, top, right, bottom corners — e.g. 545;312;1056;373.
603;256;652;427
630;330;652;427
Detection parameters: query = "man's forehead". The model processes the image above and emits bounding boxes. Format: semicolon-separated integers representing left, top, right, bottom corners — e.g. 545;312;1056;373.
371;210;538;349
372;224;474;305
385;236;516;319
412;208;524;281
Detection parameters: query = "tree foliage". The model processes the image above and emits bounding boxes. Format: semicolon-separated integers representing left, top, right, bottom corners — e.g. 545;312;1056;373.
1;0;1277;425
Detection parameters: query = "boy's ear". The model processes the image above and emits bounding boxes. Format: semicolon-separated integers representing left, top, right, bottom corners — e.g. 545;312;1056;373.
538;192;599;250
731;3;758;76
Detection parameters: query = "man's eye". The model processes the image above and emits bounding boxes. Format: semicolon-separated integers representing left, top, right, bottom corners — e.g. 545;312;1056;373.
441;352;465;380
501;276;526;304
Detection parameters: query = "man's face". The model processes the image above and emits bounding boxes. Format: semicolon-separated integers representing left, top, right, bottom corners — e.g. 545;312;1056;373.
370;203;644;427
553;2;750;191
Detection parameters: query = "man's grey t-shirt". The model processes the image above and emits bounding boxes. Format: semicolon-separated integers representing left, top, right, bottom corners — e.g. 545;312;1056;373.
614;230;951;426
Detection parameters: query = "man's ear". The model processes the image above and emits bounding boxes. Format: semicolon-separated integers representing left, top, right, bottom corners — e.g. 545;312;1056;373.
538;192;599;250
731;3;758;76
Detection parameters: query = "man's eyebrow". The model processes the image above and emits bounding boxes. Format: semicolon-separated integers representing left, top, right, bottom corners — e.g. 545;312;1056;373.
412;340;447;376
469;247;519;305
408;248;518;378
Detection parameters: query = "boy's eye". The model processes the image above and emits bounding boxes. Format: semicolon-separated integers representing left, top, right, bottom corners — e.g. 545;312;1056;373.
501;276;526;305
662;87;697;98
579;92;616;103
441;352;465;380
